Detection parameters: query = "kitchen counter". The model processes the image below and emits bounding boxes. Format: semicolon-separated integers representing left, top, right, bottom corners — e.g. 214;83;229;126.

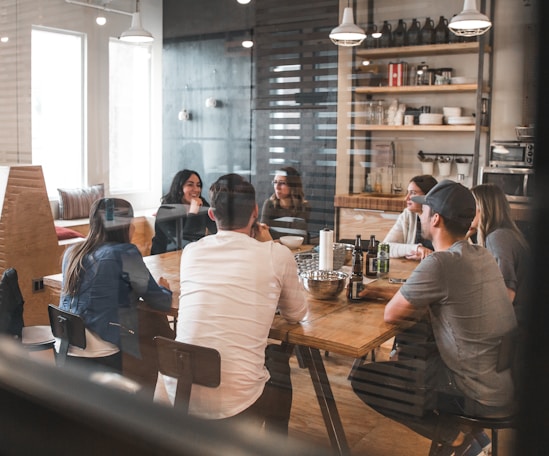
334;193;406;212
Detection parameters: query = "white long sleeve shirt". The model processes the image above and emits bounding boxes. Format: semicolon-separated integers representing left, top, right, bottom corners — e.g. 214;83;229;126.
382;208;421;258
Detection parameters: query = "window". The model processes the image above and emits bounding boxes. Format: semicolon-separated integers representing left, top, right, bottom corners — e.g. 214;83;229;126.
31;27;86;197
109;39;152;193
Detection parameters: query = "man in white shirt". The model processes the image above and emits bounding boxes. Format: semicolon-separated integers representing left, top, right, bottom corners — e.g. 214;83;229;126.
163;173;308;434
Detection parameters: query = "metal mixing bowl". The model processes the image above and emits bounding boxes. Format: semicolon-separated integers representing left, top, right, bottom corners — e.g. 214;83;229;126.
299;270;348;300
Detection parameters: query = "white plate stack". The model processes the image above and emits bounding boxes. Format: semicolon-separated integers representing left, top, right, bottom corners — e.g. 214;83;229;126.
446;116;475;125
419;113;444;125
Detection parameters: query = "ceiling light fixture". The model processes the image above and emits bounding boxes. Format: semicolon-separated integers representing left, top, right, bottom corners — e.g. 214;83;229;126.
448;0;492;37
96;15;107;26
119;0;154;43
329;4;366;47
242;40;254;48
237;0;252;4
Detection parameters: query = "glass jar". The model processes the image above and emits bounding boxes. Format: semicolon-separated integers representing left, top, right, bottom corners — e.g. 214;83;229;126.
375;100;385;125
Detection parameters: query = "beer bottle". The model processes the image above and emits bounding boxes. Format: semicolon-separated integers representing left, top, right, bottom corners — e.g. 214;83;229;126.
365;235;378;278
347;234;364;301
377;242;390;279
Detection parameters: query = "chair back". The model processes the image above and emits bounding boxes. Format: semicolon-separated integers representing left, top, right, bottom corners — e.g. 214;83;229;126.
48;304;87;367
0;268;25;338
154;336;221;414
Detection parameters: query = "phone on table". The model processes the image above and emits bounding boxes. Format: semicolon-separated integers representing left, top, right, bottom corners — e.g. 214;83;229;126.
388;278;406;284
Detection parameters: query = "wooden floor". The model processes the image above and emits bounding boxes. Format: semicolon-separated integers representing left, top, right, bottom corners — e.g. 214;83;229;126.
286;342;517;456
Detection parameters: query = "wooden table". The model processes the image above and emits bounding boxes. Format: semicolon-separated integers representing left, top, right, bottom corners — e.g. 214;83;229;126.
44;249;416;455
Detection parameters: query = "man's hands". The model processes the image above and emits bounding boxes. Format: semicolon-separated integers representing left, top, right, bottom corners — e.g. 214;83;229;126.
252;222;273;242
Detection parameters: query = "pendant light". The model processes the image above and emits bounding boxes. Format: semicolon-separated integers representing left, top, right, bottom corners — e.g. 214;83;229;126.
448;0;492;37
119;0;154;43
329;2;366;47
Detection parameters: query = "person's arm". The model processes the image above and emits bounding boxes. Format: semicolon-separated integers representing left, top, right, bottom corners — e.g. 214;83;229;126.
260;199;274;224
275;247;308;323
121;247;172;311
150;218;171;255
384;289;423;324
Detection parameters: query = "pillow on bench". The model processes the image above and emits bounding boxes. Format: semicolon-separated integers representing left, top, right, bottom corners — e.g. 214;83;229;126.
55;226;85;241
57;184;104;220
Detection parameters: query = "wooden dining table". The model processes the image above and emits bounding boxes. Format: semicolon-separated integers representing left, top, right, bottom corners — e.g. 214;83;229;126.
43;248;417;456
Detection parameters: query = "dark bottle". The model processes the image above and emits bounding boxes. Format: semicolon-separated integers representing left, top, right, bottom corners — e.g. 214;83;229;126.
448;15;461;43
379;20;393;48
105;198;114;221
365;234;378;278
364;23;378;49
406;18;421;46
434;16;449;44
393;19;407;47
347;234;364;301
420;17;435;45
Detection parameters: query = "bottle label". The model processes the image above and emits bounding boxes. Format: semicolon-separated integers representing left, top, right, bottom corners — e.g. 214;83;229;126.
349;280;363;300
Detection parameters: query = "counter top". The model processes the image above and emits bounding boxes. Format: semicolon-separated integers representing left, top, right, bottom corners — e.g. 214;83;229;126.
334;193;406;212
335;194;531;222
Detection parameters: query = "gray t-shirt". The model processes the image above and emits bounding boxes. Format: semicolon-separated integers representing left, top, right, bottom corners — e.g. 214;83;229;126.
485;228;530;324
400;240;517;408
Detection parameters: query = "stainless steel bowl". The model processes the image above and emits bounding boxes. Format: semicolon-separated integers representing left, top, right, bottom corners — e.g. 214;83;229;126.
299;270;348;300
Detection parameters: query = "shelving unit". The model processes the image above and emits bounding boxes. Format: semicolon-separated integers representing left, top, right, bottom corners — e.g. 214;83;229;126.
349;40;492;189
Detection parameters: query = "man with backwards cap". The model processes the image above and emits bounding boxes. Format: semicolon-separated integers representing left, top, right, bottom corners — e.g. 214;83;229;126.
352;180;518;456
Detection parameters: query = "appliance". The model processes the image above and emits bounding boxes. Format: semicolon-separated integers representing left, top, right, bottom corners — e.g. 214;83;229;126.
489;141;535;168
480;167;534;203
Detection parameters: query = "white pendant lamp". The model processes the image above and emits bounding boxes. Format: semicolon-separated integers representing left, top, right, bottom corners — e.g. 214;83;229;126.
329;6;366;47
119;0;154;43
448;0;492;37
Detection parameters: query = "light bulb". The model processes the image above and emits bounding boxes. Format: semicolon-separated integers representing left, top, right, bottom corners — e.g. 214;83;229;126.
242;40;253;48
96;16;107;26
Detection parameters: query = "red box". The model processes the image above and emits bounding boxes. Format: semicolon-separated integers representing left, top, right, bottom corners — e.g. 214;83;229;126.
388;62;407;87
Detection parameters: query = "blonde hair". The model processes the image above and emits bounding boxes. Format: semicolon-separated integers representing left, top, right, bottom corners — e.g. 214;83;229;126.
471;184;528;249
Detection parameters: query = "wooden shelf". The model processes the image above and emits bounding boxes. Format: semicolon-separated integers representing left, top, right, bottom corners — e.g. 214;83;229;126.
355;42;489;59
355;83;479;95
353;124;484;132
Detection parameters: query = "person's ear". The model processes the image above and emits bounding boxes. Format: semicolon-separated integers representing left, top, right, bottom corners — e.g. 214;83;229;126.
252;204;259;219
431;212;442;227
207;207;216;221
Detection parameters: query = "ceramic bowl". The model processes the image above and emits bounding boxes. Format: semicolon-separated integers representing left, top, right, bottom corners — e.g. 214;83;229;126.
279;235;304;249
299;270;348;300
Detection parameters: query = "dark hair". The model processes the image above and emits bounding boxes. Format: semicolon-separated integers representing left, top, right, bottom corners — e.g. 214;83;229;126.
62;198;134;295
269;166;308;211
425;206;470;237
209;174;256;230
161;169;206;205
410;175;438;195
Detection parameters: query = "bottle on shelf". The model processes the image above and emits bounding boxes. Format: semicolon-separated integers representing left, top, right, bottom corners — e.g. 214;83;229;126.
365;101;375;125
379;20;393;48
347;234;364;301
420;17;435;45
365;235;378;278
393;19;407;47
434;16;449;44
416;61;429;85
406;18;421;46
364;23;379;49
375;100;385;125
377;242;390;279
373;173;382;193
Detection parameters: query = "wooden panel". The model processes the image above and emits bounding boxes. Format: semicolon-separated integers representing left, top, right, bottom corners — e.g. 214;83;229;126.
0;166;65;326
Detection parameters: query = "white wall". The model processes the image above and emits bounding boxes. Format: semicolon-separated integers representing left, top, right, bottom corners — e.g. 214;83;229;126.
0;0;163;211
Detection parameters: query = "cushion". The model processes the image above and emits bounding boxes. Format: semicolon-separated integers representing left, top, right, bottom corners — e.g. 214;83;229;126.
55;226;85;241
57;184;104;220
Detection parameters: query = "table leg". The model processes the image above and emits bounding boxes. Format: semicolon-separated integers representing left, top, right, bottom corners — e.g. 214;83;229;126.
295;345;351;456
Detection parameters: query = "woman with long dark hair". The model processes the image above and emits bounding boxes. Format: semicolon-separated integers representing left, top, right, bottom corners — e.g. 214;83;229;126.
260;166;311;240
60;198;172;374
151;169;217;254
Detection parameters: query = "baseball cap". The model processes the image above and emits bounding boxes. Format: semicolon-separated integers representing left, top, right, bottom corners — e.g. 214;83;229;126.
411;179;475;224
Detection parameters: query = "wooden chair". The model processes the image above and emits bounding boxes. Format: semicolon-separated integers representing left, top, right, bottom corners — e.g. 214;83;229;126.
47;304;86;367
428;328;522;456
154;336;221;414
0;268;55;352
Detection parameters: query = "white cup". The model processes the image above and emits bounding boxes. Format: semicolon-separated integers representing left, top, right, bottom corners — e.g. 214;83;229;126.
404;115;414;126
456;162;471;176
438;161;452;177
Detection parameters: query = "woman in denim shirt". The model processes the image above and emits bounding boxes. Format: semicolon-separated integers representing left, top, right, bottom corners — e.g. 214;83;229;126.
59;198;172;374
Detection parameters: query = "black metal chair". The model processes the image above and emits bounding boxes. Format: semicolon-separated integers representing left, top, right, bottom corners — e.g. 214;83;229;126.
48;304;86;367
428;328;522;456
0;268;55;352
154;336;221;414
